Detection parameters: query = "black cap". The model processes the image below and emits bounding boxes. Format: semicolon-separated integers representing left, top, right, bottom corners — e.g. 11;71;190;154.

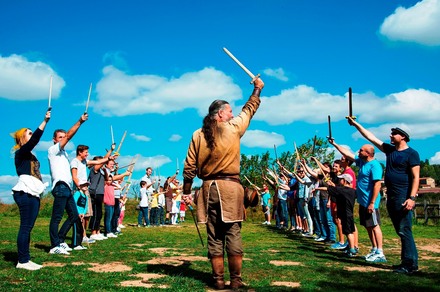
391;127;410;142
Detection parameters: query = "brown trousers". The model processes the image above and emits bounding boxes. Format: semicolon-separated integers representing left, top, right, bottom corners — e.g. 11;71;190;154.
206;183;243;258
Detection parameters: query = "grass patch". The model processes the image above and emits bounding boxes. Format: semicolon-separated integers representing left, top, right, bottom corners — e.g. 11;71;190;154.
1;200;439;291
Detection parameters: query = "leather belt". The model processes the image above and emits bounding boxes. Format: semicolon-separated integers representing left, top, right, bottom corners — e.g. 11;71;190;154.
204;175;241;184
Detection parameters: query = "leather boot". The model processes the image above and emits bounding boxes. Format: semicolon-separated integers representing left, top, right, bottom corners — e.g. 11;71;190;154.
228;255;244;290
211;256;225;290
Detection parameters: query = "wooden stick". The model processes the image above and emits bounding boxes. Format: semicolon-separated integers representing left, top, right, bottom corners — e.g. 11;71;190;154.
85;83;92;114
48;75;53;111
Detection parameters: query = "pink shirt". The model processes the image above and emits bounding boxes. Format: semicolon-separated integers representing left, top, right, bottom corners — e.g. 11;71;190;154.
344;167;357;189
104;184;115;206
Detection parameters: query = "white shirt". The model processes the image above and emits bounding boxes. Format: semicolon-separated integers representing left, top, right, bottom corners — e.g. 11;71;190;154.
48;143;72;190
70;157;88;186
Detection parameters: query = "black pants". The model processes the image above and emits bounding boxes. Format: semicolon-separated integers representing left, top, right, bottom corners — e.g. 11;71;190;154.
112;198;120;232
89;194;103;231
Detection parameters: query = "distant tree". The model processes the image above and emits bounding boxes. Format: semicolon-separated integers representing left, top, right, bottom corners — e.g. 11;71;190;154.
240;136;335;188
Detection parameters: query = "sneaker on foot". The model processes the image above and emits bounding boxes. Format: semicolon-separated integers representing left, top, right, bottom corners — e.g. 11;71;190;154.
28;261;43;269
394;265;418;274
364;249;377;260
106;232;118;238
330;242;347;250
97;233;108;240
16;261;41;271
90;234;104;241
315;237;326;242
60;242;73;251
118;224;126;229
73;245;88;251
366;253;387;263
49;246;70;255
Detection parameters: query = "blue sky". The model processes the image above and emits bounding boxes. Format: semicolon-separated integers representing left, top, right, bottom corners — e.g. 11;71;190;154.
1;0;440;203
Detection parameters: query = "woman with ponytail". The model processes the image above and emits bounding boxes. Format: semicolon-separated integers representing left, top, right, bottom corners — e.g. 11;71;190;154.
11;110;51;270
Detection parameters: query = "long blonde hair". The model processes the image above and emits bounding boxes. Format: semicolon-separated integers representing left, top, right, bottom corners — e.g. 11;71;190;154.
11;128;29;151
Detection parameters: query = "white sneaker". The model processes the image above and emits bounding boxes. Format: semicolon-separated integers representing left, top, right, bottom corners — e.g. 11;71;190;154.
106;232;118;238
28;261;43;269
97;233;108;240
90;234;104;241
60;242;73;251
49;246;70;255
118;224;126;229
16;261;42;271
266;222;271;225
82;236;89;243
262;221;268;225
73;245;88;251
364;249;377;260
117;227;121;232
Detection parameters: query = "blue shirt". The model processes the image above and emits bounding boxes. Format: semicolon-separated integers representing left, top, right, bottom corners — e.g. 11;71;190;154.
382;143;420;198
355;156;383;208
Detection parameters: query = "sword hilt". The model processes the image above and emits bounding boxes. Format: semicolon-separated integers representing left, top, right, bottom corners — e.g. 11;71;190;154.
250;73;261;84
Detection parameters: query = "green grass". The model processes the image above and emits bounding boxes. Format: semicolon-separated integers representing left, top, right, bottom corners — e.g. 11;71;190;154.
1;200;440;291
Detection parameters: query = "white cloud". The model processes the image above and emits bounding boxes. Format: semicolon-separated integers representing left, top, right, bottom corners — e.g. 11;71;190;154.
255;86;440;139
93;66;242;117
380;0;440;46
116;154;172;172
34;140;75;152
0;54;65;100
263;67;289;81
241;130;286;148
169;134;182;142
429;151;440;164
130;133;151;142
255;85;348;125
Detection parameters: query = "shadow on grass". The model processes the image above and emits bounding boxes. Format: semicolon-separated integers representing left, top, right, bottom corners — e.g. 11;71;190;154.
2;251;17;265
145;260;212;286
35;243;50;253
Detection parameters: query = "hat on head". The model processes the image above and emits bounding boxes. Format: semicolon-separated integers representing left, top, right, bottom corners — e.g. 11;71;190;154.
391;127;410;142
79;181;90;187
337;173;353;184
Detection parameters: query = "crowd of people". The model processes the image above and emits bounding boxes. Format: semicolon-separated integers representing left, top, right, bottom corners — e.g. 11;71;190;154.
251;117;419;275
10;110;188;271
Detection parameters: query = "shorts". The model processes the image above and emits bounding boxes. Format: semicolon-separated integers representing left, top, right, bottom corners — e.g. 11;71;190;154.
359;205;381;228
340;213;355;235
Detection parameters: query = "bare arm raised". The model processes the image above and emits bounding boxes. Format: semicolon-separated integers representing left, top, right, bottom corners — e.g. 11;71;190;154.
327;137;355;161
347;116;384;152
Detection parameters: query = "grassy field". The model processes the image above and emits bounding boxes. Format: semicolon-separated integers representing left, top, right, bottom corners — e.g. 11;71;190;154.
1;200;440;292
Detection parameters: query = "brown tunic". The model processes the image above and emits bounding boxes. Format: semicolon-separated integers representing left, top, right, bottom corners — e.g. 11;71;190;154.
183;94;261;223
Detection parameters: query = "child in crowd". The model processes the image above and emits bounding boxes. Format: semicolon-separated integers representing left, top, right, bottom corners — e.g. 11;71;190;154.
118;195;128;229
150;191;159;226
138;181;150;227
170;192;179;225
179;200;187;222
104;175;117;238
157;186;165;226
72;183;91;250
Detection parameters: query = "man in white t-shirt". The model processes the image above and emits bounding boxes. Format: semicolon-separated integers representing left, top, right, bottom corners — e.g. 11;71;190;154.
48;113;88;255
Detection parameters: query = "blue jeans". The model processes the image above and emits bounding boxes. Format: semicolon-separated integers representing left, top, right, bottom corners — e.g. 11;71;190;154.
13;191;40;263
49;183;79;248
387;197;418;268
320;199;335;241
104;204;114;234
276;199;288;228
138;206;150;226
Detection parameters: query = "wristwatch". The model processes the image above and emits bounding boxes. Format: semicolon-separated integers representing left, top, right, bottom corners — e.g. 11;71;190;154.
409;196;416;201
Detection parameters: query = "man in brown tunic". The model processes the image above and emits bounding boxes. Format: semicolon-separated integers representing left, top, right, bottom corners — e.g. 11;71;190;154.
183;77;264;290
